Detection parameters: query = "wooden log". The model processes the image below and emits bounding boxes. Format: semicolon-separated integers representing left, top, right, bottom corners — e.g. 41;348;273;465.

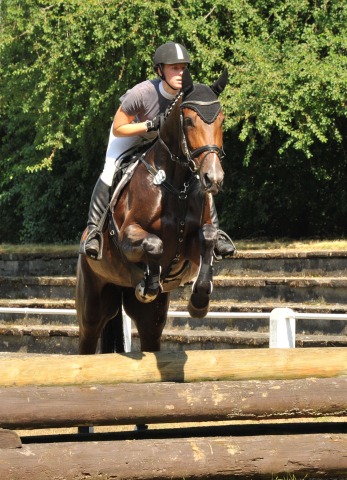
0;429;21;449
0;347;347;387
1;377;347;430
2;433;347;479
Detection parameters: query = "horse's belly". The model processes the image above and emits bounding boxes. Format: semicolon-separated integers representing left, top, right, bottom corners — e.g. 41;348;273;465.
161;261;198;292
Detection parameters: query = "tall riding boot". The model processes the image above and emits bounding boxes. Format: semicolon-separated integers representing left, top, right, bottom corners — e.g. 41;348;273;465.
79;178;110;260
210;194;237;261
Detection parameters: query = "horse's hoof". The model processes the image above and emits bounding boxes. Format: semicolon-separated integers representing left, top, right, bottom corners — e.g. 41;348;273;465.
134;424;148;431
135;283;158;303
188;293;210;319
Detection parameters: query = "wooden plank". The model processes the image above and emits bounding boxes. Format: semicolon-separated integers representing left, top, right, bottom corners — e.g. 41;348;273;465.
0;348;347;387
0;429;21;449
1;377;347;429
2;433;347;479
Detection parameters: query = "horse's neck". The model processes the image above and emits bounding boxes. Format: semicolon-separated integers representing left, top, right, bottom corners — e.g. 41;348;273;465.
157;102;189;187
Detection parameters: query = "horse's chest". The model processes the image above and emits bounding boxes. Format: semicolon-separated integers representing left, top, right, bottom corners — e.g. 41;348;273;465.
161;203;201;236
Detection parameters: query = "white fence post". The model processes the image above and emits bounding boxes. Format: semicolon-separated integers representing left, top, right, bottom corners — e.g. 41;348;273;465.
269;308;296;348
122;309;132;353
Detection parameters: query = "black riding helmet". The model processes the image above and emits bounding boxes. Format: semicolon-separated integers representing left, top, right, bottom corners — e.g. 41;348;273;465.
153;42;191;90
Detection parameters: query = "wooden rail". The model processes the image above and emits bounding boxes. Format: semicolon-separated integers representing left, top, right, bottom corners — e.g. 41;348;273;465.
1;377;347;430
0;348;346;387
2;432;347;479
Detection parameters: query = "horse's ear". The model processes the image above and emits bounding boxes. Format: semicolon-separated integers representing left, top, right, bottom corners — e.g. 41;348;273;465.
210;68;228;96
181;67;194;94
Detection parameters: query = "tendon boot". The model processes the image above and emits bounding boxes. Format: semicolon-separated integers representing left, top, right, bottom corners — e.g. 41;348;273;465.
79;178;110;260
210;194;237;261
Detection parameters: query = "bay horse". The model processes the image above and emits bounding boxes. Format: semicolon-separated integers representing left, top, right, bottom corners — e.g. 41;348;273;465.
76;68;228;356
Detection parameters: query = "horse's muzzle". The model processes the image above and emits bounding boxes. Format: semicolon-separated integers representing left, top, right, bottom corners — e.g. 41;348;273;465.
200;173;223;195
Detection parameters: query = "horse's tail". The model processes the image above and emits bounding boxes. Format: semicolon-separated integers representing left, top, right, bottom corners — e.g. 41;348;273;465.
101;291;130;353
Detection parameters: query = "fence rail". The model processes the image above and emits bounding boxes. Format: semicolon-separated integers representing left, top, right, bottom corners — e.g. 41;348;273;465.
1;307;346;350
1;307;347;320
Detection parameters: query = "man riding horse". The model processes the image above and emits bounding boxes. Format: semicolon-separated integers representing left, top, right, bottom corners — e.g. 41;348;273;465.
79;42;235;261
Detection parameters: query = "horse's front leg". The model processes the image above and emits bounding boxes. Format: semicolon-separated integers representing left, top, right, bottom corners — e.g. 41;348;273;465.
188;223;217;319
121;224;163;303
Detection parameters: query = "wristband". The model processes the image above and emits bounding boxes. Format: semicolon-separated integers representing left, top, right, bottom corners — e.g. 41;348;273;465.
145;120;153;132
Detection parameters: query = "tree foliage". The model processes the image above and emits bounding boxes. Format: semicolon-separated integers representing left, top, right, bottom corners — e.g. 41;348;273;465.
1;0;347;242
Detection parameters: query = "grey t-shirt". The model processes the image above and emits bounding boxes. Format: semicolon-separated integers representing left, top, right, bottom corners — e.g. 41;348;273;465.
103;79;176;173
120;79;173;122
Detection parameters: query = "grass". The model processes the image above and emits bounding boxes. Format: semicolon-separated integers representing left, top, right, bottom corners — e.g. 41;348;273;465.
0;243;79;255
1;238;347;255
236;238;347;251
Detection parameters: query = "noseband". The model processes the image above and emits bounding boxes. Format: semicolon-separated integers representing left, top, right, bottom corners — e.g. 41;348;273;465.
158;93;225;172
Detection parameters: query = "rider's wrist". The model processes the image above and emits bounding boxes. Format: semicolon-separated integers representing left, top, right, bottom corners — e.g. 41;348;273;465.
144;120;153;132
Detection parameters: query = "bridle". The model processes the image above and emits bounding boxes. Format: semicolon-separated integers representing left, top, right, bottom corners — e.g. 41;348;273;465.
157;92;225;173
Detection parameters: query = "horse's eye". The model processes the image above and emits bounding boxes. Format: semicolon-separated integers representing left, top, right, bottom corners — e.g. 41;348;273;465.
184;117;193;127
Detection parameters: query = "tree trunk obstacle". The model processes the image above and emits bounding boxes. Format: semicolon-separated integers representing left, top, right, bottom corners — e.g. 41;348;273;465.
1;347;347;387
1;378;347;429
3;433;347;480
1;348;347;479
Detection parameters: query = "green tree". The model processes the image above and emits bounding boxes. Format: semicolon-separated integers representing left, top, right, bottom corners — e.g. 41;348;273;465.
1;0;347;242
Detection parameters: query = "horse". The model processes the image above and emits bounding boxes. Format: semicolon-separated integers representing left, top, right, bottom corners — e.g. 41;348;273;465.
76;67;228;357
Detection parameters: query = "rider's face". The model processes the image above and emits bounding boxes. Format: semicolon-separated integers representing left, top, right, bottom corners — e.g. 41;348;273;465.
160;63;188;90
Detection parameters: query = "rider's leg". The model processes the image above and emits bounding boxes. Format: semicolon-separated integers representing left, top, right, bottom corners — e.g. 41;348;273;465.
79;149;116;260
79;177;110;258
209;194;237;260
79;132;147;260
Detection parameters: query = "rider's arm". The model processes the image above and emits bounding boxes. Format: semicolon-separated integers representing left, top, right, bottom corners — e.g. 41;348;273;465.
112;107;147;137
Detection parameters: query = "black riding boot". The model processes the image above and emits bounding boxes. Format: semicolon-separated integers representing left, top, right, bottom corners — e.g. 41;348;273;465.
210;194;237;261
79;178;110;260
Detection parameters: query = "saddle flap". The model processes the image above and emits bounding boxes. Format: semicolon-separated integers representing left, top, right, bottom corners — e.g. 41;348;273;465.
110;159;140;213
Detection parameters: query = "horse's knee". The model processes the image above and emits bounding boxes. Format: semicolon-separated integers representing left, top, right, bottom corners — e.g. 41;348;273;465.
142;235;163;261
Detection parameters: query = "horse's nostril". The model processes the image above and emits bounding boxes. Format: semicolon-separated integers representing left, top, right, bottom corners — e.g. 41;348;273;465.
204;173;212;189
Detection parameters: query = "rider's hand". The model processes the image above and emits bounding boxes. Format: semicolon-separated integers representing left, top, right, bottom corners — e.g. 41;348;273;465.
145;115;165;132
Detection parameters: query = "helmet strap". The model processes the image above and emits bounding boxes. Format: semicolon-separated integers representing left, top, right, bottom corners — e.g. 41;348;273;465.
158;64;180;92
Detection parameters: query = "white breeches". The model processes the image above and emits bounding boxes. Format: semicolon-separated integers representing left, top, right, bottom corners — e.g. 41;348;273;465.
100;125;157;186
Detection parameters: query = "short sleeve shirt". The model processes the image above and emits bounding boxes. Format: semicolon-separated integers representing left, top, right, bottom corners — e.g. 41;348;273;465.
120;79;173;123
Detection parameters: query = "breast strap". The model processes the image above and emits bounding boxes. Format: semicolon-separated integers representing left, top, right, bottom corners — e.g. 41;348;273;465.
140;157;198;268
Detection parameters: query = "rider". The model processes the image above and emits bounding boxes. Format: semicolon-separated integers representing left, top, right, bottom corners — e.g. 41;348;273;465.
79;42;236;260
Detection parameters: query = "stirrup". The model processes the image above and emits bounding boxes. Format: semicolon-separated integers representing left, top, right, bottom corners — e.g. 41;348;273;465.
213;229;237;262
79;228;104;261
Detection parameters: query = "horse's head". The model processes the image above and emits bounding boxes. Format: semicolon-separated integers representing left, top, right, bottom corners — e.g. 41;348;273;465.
179;68;228;195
